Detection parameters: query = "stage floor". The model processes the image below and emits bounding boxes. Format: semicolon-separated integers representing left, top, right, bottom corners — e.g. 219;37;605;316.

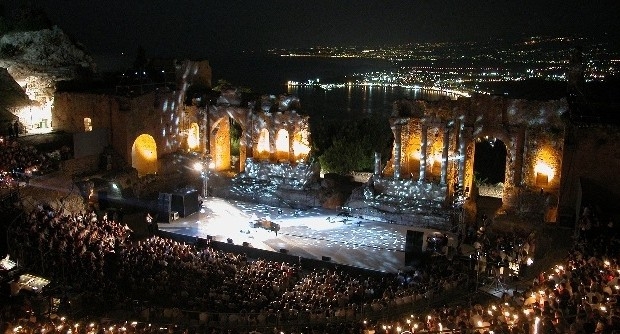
159;197;419;273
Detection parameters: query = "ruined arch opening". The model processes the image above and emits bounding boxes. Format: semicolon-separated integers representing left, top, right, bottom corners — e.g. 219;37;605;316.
473;137;507;199
275;128;290;162
292;129;311;162
187;122;200;151
211;118;231;171
230;118;242;169
132;134;158;176
256;128;270;161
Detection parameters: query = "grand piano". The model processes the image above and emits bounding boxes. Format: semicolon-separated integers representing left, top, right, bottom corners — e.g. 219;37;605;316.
2;256;50;295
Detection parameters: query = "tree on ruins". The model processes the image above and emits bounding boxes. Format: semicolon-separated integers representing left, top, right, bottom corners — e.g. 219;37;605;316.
319;138;366;174
317;115;392;174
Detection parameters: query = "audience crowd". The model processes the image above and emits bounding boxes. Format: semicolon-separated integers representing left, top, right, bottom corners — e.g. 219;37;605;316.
2;201;464;333
2;197;618;333
357;207;619;333
0;139;65;188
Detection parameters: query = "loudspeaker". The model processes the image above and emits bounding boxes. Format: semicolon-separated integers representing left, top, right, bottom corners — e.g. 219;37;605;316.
227;238;233;244
171;188;199;218
242;242;249;247
322;256;331;261
405;230;424;267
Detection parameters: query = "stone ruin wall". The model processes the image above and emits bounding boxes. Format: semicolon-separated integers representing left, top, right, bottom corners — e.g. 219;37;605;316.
399;119;422;179
210;115;231;171
379;95;568;222
53;92;117;133
241;158;318;190
203;94;311;173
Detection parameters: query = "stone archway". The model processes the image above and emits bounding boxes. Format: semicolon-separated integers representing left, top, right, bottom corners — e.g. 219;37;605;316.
275;128;290;162
473;136;507;198
292;129;311;162
132;134;158;176
210;118;231;171
255;128;270;161
187;122;200;151
472;136;508;219
465;129;516;218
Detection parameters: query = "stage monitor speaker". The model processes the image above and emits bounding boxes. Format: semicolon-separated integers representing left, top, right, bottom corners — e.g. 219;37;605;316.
171;188;199;217
405;230;425;267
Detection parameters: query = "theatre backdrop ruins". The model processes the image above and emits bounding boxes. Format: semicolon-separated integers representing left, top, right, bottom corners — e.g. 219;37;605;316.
4;50;617;225
18;60;591;225
350;96;568;225
3;27;618;226
51;60;312;177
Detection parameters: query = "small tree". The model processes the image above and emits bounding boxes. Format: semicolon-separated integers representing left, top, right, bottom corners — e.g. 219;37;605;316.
319;138;367;174
314;115;392;175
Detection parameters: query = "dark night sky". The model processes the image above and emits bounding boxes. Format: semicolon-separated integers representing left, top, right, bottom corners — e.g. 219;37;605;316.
3;0;620;69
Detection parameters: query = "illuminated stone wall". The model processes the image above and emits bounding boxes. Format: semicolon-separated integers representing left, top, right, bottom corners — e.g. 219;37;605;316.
53;92;117;133
523;130;564;191
51;60;212;175
400;120;422;178
237;158;318;190
14;74;55;133
210;117;231;171
379;95;568;221
51;60;315;183
372;178;447;206
203;93;311;172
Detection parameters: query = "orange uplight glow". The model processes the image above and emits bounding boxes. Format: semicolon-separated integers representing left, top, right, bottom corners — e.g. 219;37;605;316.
292;130;311;160
275;129;289;161
132;134;158;176
533;147;558;183
256;128;270;160
408;148;421;160
187;122;200;150
534;161;554;182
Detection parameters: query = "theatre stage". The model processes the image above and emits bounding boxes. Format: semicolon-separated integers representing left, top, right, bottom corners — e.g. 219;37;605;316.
158;197;414;273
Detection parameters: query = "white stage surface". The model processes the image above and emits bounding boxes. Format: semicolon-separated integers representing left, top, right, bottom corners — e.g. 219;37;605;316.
158;197;421;273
